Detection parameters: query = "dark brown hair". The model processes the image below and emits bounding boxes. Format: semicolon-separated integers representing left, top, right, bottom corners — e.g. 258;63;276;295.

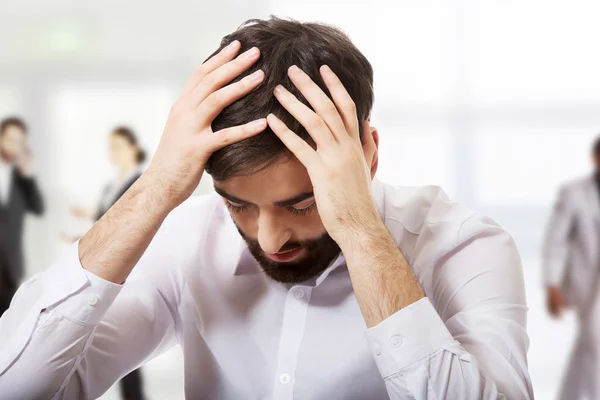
0;117;27;136
112;126;146;164
205;16;374;181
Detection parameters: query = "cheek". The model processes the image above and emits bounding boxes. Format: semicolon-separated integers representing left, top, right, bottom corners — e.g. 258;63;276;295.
229;211;258;237
230;209;326;240
290;210;327;240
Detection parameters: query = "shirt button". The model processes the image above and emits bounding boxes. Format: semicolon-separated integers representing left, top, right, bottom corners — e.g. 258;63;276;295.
390;335;403;348
88;296;99;306
293;289;305;299
373;342;382;356
279;373;291;385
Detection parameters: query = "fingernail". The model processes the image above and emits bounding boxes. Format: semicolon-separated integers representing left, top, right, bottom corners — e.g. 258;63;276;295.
242;47;259;59
321;65;331;73
226;40;240;52
288;65;300;76
274;85;284;96
251;119;266;130
245;70;264;83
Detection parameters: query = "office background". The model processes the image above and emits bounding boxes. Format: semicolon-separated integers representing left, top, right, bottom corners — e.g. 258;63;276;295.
2;1;599;398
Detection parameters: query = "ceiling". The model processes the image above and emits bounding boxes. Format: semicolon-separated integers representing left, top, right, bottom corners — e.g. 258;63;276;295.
0;0;271;73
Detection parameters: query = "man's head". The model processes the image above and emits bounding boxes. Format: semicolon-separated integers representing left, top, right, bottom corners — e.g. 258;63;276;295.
0;117;28;163
206;17;377;283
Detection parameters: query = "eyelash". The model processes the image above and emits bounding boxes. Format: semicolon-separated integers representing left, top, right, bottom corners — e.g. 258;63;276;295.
225;202;317;216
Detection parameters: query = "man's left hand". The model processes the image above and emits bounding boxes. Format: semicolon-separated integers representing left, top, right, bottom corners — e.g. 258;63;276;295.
267;64;380;246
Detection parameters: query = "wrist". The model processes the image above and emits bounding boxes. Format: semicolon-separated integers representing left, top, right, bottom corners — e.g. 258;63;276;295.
136;172;179;219
337;216;390;256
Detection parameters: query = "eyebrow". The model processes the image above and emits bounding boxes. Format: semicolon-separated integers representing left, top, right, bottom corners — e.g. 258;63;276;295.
214;187;314;207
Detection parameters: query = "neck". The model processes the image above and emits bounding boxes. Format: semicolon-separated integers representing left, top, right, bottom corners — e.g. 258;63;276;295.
118;161;137;178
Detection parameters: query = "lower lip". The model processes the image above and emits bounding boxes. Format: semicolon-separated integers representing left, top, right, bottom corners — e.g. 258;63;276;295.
266;248;304;262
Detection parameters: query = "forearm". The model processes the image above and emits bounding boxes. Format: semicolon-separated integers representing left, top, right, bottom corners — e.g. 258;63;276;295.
79;172;172;284
340;221;424;328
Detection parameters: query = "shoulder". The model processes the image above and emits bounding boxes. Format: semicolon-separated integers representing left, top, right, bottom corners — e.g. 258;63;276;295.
377;180;509;275
562;176;592;192
377;181;476;238
128;192;225;283
161;192;224;239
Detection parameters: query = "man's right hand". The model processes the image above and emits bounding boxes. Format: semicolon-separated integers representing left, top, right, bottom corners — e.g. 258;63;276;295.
547;286;568;318
78;40;265;284
145;40;266;212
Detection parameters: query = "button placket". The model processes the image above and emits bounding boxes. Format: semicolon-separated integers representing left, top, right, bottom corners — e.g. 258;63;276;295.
270;286;313;399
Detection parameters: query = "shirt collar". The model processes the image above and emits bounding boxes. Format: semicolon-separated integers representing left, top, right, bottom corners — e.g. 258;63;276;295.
229;178;387;282
0;159;12;171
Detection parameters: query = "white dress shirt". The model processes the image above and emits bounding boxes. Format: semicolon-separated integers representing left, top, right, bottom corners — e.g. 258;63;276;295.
0;179;533;399
0;161;12;206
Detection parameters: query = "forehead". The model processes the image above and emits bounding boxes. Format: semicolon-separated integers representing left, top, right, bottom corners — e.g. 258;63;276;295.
215;157;312;204
2;125;25;139
110;134;129;145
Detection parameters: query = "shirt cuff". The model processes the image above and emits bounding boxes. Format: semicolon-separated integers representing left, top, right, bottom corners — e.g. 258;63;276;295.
41;242;123;325
365;297;454;378
543;263;565;287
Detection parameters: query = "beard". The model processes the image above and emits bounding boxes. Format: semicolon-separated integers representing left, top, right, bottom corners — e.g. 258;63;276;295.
235;226;342;284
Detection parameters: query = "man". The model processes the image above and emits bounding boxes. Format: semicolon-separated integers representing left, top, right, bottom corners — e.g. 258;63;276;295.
0;117;44;316
0;18;533;399
543;137;600;399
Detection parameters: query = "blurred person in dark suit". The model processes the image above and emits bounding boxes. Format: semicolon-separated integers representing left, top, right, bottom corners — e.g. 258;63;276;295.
64;126;148;400
0;117;44;316
543;135;600;399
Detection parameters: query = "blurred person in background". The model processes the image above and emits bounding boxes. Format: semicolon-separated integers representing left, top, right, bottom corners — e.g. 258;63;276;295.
0;17;533;399
63;126;148;400
0;117;44;317
543;135;600;400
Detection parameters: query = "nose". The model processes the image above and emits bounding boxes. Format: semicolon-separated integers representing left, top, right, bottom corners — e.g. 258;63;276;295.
257;210;292;254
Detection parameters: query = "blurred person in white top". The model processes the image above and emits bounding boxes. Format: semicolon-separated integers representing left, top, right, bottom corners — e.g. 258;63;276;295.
0;17;533;400
543;136;600;400
64;126;148;400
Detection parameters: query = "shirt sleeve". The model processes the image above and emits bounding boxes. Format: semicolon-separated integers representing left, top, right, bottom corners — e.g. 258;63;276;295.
542;186;574;287
365;213;533;400
0;228;183;399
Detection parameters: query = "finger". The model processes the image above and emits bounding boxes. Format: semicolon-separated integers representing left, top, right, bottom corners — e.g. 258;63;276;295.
287;65;347;142
207;118;267;152
192;46;261;107
320;65;360;140
267;113;317;166
198;69;265;122
273;85;335;147
182;40;241;94
361;121;375;149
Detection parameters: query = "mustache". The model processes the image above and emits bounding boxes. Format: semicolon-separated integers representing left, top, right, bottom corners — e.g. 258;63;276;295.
277;242;303;253
236;227;319;253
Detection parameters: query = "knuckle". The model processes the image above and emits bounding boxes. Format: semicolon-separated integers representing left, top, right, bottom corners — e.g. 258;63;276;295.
323;102;338;116
201;73;218;90
309;117;327;132
344;100;357;114
194;65;206;79
204;92;222;109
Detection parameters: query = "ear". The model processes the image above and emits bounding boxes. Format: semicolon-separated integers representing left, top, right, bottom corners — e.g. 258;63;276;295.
361;120;379;180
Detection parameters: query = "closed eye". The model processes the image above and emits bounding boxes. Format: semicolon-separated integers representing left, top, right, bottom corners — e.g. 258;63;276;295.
287;201;316;216
224;200;250;214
